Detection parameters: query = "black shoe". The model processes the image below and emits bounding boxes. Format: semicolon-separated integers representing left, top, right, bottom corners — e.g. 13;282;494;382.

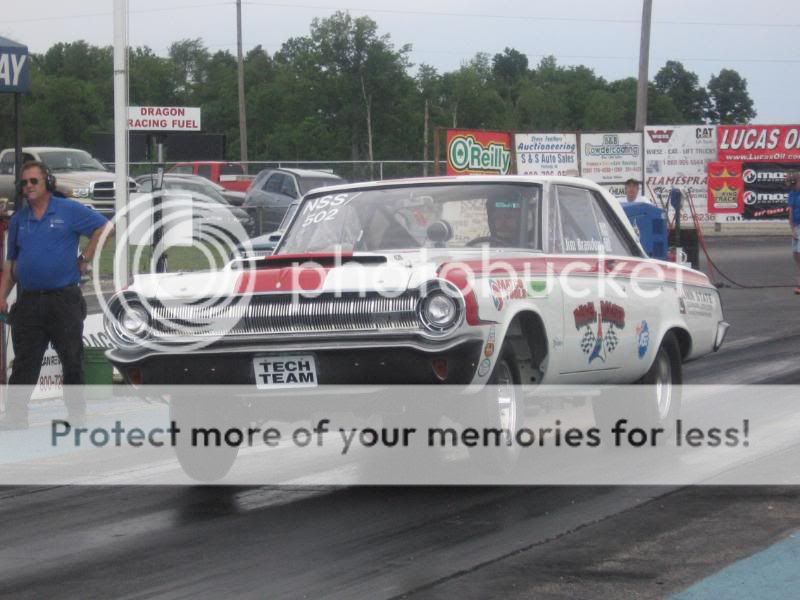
0;416;30;431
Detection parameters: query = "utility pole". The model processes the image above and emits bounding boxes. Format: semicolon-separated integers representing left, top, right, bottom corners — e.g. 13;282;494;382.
113;0;130;285
236;0;248;170
635;0;653;132
423;98;429;177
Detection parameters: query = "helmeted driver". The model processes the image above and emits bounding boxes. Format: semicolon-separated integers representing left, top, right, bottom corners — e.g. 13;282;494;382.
486;196;523;245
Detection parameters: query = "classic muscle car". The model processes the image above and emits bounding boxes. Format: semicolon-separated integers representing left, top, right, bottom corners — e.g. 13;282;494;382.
104;176;728;478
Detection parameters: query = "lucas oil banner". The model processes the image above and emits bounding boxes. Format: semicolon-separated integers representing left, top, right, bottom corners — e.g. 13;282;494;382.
446;129;513;175
717;125;800;163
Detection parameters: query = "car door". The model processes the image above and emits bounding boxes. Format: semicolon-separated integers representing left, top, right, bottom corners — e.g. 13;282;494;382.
264;174;296;232
552;184;633;381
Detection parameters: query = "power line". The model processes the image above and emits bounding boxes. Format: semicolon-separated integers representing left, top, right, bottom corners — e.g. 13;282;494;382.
4;3;800;29
243;2;800;29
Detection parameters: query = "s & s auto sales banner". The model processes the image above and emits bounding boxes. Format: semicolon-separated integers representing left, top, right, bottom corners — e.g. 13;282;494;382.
514;133;578;176
446;129;513;175
644;125;717;226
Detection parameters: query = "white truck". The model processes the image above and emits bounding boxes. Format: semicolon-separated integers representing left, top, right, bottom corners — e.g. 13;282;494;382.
0;147;136;216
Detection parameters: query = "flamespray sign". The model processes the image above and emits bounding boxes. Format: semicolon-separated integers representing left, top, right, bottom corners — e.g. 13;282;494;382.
579;132;643;186
128;106;201;131
644;125;718;225
446;129;512;175
514;133;578;176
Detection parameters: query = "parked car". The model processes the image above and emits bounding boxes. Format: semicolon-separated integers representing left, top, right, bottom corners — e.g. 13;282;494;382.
168;161;255;192
234;199;300;259
242;168;345;234
135;174;253;236
106;177;728;456
147;172;246;206
0;147;137;216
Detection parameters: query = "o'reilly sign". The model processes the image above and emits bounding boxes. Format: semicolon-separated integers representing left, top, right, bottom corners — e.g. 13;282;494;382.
446;129;512;175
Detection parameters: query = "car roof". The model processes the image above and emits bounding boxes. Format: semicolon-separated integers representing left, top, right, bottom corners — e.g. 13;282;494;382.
19;147;92;153
256;167;342;179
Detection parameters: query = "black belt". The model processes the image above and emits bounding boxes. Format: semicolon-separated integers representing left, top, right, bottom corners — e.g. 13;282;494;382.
20;285;80;297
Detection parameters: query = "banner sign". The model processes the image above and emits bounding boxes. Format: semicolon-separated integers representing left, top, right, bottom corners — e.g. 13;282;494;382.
128;106;201;131
446;129;513;175
644;125;717;225
0;38;29;93
706;162;743;214
514;133;578;176
740;162;794;220
579;132;643;184
717;125;800;163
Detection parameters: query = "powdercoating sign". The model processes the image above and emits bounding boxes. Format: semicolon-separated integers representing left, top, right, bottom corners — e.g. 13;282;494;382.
717;125;800;163
128;106;201;131
580;132;643;184
515;133;578;176
447;129;512;175
644;125;717;226
0;37;29;93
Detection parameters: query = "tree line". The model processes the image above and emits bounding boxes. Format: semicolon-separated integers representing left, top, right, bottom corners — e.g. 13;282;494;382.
0;11;757;163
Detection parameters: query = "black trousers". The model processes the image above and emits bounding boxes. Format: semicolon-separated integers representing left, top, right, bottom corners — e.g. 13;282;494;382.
6;286;87;419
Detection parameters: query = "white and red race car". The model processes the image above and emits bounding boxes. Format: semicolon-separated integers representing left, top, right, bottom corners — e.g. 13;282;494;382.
105;175;728;426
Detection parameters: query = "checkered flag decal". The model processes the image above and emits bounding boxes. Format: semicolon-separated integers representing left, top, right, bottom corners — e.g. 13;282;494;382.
604;326;618;353
580;328;595;354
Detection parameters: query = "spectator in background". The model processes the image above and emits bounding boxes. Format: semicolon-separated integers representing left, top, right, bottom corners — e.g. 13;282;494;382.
787;172;800;295
624;178;652;203
0;161;111;429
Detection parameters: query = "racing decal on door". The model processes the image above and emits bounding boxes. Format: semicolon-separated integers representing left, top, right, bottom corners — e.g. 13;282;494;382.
573;301;626;363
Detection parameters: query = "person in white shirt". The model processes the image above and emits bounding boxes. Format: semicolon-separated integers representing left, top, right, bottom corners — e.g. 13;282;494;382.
624;178;652;203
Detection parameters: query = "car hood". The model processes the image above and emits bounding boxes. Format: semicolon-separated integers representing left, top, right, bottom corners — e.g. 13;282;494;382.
126;249;502;300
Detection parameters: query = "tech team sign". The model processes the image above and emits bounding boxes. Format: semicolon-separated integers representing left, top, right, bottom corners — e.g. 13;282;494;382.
127;106;201;131
447;129;513;175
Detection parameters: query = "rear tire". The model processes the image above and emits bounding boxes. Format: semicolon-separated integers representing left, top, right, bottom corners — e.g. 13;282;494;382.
592;333;682;436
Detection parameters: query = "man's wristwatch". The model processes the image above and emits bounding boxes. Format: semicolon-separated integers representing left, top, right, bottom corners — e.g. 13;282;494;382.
78;253;88;263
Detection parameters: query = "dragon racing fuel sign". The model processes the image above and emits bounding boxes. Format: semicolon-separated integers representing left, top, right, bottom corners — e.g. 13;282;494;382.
446;129;512;175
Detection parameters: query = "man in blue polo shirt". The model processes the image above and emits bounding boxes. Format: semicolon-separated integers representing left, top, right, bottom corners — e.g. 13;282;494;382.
0;160;110;429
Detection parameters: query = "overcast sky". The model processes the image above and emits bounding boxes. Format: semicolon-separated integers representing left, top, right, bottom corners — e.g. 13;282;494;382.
2;1;797;123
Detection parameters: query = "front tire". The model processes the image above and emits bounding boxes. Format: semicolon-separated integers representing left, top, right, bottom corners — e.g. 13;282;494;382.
171;395;240;482
469;352;523;473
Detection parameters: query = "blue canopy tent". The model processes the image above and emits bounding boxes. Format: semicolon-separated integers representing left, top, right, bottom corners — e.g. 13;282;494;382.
0;36;30;210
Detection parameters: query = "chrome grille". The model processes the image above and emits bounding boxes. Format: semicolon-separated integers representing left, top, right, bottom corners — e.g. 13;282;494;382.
91;180;137;201
149;293;422;338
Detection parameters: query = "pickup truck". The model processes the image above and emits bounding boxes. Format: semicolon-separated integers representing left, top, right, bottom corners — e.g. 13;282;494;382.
169;161;255;192
0;147;136;216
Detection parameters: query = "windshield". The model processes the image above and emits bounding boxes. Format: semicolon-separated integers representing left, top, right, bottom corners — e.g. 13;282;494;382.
39;150;107;172
299;177;344;195
277;183;542;254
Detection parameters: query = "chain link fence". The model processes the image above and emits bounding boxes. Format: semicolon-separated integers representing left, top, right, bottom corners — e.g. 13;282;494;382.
121;160;435;182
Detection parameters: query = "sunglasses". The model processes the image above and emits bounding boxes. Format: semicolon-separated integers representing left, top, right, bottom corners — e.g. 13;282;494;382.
20;178;41;186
